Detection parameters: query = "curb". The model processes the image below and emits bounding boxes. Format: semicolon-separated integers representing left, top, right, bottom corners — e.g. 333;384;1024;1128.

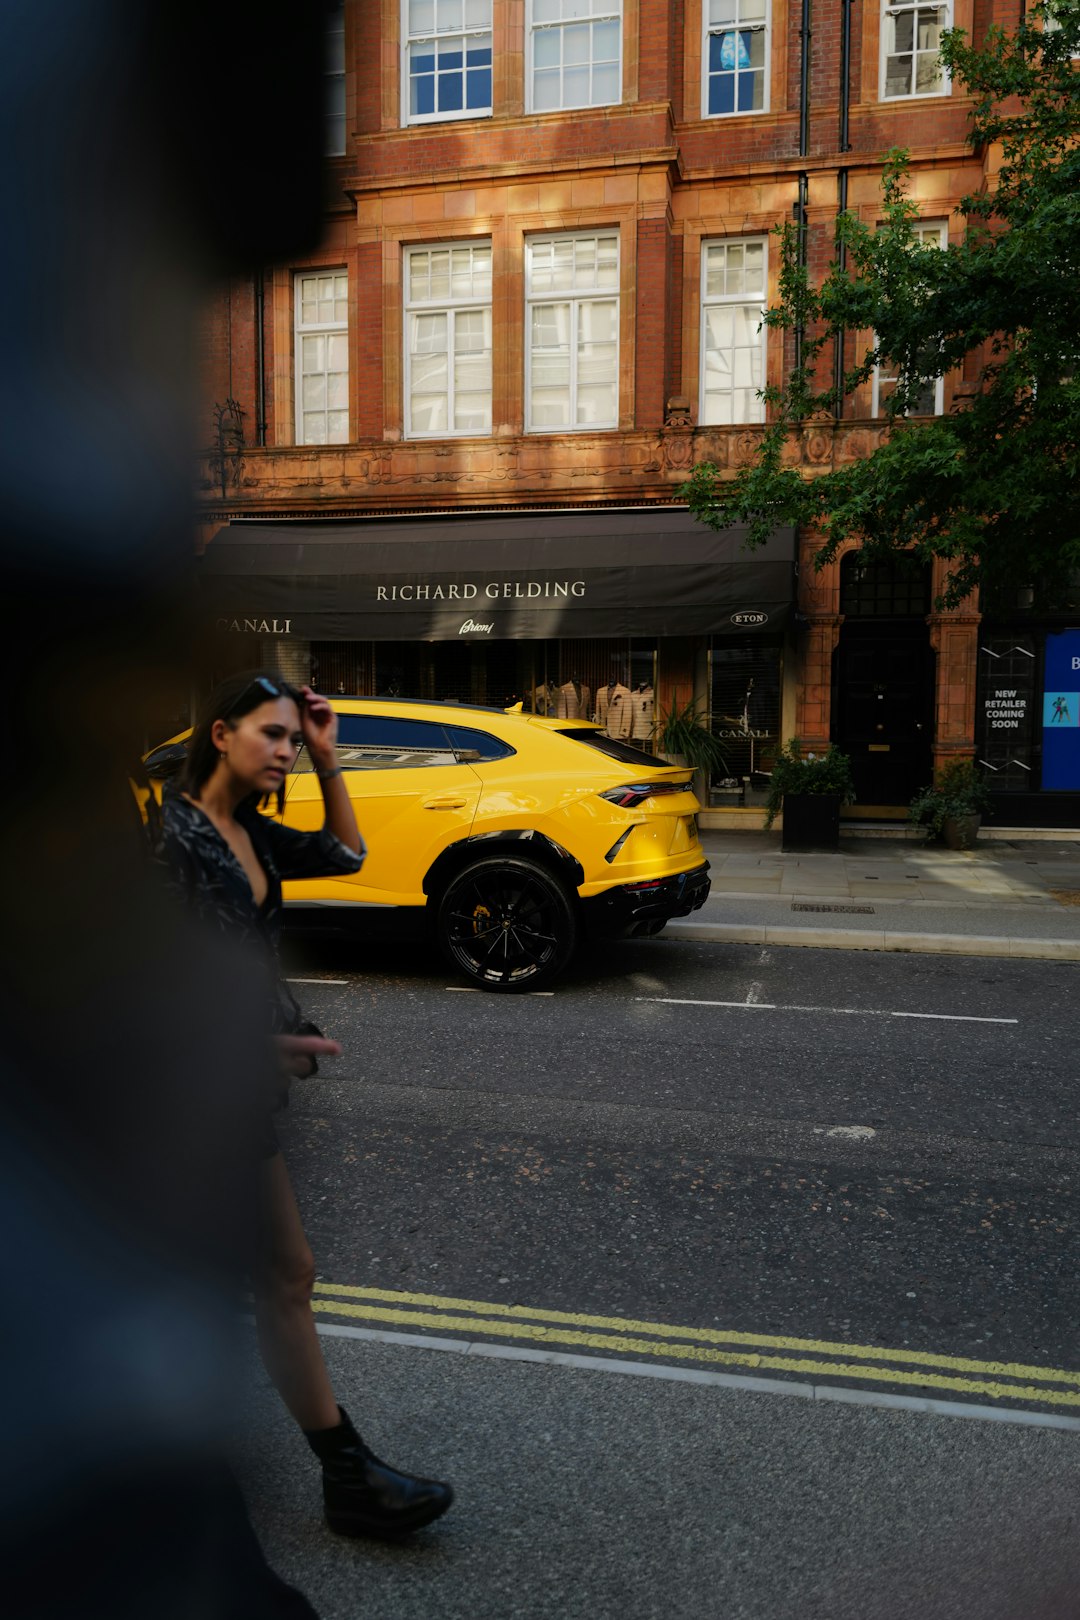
664;920;1080;961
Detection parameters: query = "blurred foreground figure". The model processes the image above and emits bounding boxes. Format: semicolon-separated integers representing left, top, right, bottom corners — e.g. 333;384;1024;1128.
0;2;331;1612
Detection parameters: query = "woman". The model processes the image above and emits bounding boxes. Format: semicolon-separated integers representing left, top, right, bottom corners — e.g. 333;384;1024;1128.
156;671;453;1539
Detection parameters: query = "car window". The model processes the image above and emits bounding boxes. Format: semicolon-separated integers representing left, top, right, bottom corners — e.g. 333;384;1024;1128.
556;728;667;768
293;714;462;772
443;724;515;763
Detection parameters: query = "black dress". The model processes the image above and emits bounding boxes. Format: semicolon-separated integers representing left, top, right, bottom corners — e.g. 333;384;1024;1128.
155;788;366;1150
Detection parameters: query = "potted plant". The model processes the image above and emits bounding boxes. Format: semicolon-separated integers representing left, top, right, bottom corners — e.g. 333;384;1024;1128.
763;739;856;851
909;759;992;850
657;697;730;799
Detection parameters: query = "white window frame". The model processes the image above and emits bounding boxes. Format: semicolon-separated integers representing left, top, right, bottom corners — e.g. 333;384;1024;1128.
699;237;768;427
403;241;493;439
702;0;771;119
526;0;623;115
880;0;952;101
1042;4;1080;56
871;220;947;418
294;270;349;446
325;0;346;156
402;0;493;126
525;231;620;434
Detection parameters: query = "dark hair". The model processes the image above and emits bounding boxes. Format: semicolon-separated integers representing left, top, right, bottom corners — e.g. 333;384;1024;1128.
179;670;304;803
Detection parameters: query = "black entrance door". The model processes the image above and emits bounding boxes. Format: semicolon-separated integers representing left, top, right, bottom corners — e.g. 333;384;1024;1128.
833;555;935;808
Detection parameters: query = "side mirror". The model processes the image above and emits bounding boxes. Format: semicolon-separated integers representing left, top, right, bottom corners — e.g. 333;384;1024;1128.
143;743;188;781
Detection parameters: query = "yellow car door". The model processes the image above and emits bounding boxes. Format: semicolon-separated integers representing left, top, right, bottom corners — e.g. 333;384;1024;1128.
280;711;482;908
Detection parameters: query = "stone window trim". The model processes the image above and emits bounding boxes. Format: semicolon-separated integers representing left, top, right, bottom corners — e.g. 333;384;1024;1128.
698;236;769;428
524;229;621;435
403;239;494;439
879;0;952;101
870;219;948;418
701;0;771;119
294;269;350;447
401;0;494;126
525;0;624;116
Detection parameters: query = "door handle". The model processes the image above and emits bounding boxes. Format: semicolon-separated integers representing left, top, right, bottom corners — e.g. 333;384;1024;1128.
423;795;468;810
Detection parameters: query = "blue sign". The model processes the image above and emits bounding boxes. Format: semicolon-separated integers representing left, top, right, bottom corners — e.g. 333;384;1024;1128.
1042;629;1080;790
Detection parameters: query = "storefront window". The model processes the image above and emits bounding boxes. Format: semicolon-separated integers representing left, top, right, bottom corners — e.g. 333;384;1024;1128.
310;637;657;736
975;635;1037;793
709;637;782;802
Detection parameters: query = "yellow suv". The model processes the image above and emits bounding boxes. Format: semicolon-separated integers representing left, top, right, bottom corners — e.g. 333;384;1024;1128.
144;697;710;992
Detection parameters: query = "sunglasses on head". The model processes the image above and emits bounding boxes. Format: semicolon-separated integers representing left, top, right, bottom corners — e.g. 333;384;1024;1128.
225;675;294;718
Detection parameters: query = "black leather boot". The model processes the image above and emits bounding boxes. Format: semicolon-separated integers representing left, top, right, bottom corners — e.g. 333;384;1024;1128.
304;1407;453;1539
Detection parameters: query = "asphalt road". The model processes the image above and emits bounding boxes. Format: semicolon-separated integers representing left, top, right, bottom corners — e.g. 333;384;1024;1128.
242;931;1080;1618
277;932;1078;1375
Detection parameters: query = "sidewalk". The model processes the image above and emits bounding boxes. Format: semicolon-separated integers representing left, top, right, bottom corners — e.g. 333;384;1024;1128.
669;831;1080;961
242;1331;1080;1620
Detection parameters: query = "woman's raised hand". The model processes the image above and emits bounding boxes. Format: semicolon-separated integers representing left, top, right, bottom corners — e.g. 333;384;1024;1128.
298;685;338;770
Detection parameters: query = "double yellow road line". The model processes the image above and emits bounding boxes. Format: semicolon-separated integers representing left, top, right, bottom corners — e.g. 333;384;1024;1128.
312;1282;1080;1410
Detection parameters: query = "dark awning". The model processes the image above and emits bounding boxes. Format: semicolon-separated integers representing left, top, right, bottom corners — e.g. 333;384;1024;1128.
200;509;795;642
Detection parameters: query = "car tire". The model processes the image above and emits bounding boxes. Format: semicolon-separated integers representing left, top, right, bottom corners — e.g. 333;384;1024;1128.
436;855;577;992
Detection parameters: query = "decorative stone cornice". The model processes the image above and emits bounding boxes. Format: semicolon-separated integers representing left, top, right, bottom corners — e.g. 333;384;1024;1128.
194;420;895;520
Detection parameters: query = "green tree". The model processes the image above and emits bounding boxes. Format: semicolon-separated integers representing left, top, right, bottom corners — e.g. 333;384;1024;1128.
682;1;1080;610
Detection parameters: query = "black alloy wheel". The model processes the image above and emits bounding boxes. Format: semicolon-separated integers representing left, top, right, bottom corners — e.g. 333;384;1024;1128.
437;855;577;992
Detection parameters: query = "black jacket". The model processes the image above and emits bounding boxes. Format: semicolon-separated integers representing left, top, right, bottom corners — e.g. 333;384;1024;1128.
155;787;365;1036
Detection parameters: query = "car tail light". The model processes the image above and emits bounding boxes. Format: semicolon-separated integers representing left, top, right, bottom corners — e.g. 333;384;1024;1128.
598;781;686;809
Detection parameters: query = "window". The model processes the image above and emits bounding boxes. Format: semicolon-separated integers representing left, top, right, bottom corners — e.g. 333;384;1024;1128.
331;714;462;769
295;272;349;445
704;0;769;116
405;243;492;437
840;552;931;617
526;233;619;432
557;730;664;767
709;637;782;789
443;724;515;761
881;0;950;99
700;239;767;425
325;0;346;155
528;0;622;112
871;221;946;417
405;0;492;123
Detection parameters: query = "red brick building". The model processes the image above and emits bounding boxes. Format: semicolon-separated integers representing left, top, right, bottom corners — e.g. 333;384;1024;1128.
194;0;1076;826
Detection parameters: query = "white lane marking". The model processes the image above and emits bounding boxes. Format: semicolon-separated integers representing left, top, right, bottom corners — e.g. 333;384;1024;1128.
639;997;777;1010
892;1012;1018;1025
311;1321;1080;1435
636;997;1017;1024
286;977;349;985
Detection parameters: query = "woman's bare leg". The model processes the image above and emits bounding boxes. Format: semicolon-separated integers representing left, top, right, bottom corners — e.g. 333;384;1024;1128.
252;1151;340;1432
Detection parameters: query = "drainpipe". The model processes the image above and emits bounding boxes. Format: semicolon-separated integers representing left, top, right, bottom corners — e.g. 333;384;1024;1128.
833;0;853;416
833;169;849;413
793;173;809;376
794;0;812;377
799;0;812;159
254;267;266;447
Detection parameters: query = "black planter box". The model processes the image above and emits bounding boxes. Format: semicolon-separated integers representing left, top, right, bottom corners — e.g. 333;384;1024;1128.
781;793;842;852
